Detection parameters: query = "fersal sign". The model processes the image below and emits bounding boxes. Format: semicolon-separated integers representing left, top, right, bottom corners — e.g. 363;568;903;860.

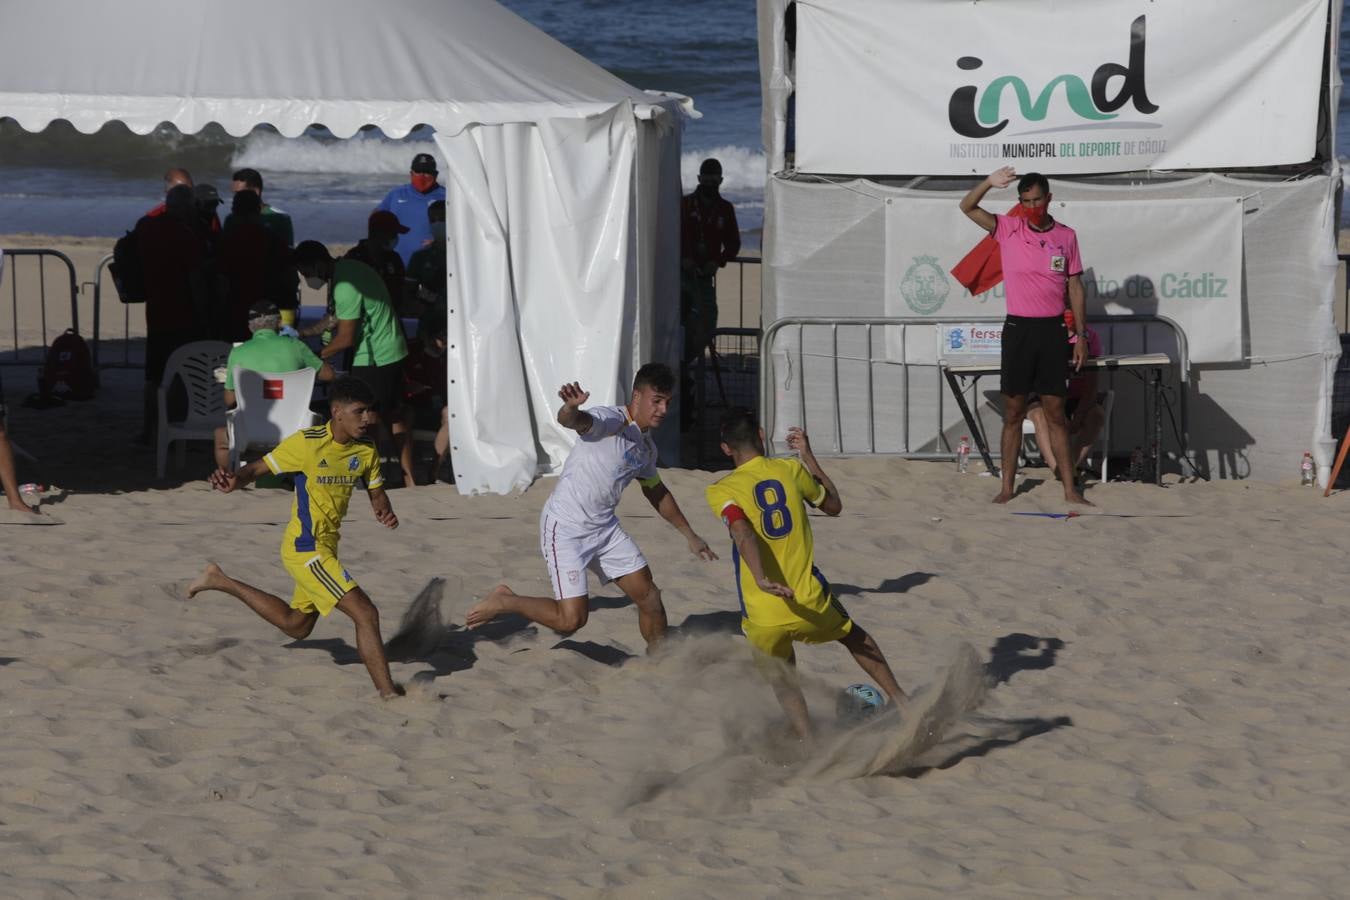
940;323;1003;357
263;379;284;400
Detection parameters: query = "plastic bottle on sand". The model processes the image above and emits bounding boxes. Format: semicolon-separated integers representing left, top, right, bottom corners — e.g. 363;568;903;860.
1300;451;1315;487
956;436;971;474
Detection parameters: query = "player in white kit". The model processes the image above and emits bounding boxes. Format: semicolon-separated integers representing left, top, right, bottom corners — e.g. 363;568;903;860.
465;364;717;651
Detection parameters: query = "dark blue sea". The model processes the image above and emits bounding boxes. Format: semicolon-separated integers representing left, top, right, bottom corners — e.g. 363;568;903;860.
0;0;1345;244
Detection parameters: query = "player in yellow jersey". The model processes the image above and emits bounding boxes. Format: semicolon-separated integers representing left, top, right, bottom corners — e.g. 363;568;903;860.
187;377;404;698
706;410;906;740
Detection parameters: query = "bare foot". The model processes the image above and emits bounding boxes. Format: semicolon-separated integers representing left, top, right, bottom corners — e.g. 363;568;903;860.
991;490;1014;504
186;562;230;599
380;683;407;700
1065;491;1093;506
464;584;513;629
7;498;38;514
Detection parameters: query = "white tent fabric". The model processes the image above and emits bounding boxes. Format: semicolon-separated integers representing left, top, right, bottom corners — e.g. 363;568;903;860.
0;0;689;494
0;0;665;138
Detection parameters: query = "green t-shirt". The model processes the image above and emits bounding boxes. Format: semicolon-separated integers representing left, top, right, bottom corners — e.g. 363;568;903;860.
333;258;408;368
224;329;324;390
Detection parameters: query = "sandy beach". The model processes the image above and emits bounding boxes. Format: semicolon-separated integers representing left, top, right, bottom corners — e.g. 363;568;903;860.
3;234;1350;896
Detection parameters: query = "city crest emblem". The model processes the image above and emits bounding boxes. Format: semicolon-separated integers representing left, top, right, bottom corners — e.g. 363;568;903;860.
900;255;950;315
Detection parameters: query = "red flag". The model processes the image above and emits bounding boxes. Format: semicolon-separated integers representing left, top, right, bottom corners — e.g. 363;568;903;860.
950;204;1029;296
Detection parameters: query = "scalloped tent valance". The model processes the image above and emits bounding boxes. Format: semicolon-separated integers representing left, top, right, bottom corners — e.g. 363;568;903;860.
0;0;675;139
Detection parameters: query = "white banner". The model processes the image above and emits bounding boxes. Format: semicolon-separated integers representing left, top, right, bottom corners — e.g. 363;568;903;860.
795;0;1327;175
883;196;1244;363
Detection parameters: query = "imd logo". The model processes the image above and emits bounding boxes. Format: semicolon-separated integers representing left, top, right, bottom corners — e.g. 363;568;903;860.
948;14;1158;139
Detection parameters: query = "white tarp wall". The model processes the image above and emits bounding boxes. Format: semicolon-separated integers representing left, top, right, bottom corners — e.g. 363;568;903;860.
757;0;1343;481
436;105;683;494
764;174;1341;480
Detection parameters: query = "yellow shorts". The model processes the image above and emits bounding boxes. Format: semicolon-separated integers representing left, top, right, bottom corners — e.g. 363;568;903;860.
742;595;854;661
281;549;358;617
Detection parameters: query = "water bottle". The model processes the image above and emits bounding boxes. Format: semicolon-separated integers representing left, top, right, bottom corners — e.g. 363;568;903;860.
956;435;971;474
1300;451;1315;487
18;483;44;495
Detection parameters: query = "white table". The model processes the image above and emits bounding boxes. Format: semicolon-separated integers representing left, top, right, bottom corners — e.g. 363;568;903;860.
940;354;1174;485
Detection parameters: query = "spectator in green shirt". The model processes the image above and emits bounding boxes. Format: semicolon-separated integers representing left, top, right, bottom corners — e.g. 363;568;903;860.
213;301;335;469
294;241;415;488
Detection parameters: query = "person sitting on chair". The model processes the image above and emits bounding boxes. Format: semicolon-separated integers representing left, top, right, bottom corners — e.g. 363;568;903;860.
1026;309;1105;477
213;301;334;470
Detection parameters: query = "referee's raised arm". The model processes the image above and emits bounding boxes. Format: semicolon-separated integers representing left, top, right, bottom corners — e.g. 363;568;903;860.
959;166;1017;234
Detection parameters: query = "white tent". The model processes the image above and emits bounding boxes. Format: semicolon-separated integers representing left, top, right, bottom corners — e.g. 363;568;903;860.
0;0;689;493
756;0;1343;482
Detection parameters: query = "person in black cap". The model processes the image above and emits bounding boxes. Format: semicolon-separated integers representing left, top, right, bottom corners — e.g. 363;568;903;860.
376;152;446;265
344;209;410;312
679;158;741;425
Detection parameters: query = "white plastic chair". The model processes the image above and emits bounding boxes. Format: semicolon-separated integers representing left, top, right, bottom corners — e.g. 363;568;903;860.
157;340;230;477
1022;390;1115;481
226;367;321;469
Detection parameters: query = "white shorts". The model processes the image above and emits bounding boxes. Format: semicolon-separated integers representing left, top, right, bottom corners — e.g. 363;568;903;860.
539;511;648;601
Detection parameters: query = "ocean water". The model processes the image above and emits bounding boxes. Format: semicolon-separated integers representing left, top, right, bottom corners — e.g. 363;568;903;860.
0;0;763;246
0;0;1345;245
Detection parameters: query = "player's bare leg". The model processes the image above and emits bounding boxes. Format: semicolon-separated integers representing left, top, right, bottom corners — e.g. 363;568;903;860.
466;584;591;635
187;562;318;640
212;425;231;471
335;588;403;698
763;653;813;743
614;566;668;652
993;393;1027;504
1039;395;1091;505
840;625;907;705
0;427;37;513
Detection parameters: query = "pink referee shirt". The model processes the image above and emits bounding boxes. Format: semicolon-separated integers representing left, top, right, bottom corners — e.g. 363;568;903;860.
994;214;1083;318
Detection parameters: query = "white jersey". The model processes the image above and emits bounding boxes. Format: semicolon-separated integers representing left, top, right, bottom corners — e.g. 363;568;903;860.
543;405;660;529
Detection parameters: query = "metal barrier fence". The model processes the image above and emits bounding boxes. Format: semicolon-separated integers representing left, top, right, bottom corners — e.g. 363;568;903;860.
760;314;1190;460
1340;254;1350;332
89;252;146;369
0;248;80;365
687;327;762;468
717;256;761;331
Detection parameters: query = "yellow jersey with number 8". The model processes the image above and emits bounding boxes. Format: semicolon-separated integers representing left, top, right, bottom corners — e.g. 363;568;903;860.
706;456;832;627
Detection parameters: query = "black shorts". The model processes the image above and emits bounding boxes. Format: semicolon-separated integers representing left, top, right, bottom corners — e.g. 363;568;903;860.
351;359;407;416
1001;315;1069;398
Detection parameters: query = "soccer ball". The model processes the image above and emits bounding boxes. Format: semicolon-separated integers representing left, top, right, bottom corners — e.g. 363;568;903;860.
836;683;886;721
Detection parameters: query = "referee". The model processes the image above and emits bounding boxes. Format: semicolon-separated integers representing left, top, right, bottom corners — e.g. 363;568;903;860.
960;167;1090;506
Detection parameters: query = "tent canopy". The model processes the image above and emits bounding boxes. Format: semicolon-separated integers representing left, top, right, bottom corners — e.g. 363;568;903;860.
0;0;690;496
0;0;675;139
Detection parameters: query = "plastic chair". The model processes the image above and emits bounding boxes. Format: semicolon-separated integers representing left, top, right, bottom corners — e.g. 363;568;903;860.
1022;390;1115;481
157;340;230;477
226;367;322;470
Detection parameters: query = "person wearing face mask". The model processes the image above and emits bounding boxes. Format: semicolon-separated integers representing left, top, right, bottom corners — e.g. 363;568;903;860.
376;153;447;266
960;167;1089;506
294;240;415;488
344;210;410;313
406;200;448;325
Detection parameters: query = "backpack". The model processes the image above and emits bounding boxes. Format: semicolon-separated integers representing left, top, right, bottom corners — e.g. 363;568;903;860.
109;228;146;303
38;329;96;400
